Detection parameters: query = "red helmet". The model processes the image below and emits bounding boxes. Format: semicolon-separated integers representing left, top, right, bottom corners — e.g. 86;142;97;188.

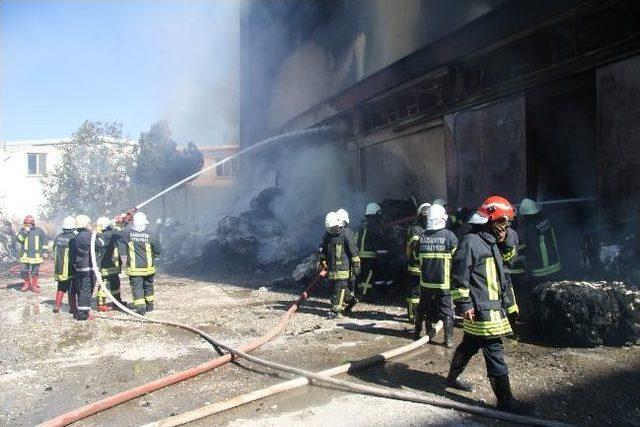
469;196;514;224
23;215;35;226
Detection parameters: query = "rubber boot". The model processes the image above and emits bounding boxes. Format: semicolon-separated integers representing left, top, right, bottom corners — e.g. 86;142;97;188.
446;348;474;392
344;297;358;314
135;305;147;316
406;298;415;323
53;291;64;313
68;291;78;318
97;304;112;312
30;276;40;293
427;322;438;341
444;317;455;348
489;375;532;414
413;312;424;341
20;277;31;292
146;301;154;312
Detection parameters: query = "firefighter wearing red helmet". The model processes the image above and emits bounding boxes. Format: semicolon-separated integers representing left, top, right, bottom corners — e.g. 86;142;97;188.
445;196;530;414
16;215;47;292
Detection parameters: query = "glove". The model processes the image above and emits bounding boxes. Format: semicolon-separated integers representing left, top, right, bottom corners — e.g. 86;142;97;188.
317;260;327;274
508;311;520;324
352;261;361;276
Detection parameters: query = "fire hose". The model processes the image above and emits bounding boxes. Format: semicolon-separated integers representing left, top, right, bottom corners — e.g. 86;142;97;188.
71;232;566;427
38;255;326;427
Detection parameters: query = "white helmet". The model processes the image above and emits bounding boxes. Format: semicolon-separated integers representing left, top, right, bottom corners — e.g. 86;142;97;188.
62;216;76;230
427;204;448;230
519;198;540;216
417;203;431;216
96;216;111;229
325;211;341;231
433;198;447;207
133;211;149;230
75;214;91;229
365;202;381;216
335;208;349;226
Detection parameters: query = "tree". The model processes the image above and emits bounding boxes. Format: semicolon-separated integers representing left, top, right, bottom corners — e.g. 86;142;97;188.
133;120;204;208
41;121;136;219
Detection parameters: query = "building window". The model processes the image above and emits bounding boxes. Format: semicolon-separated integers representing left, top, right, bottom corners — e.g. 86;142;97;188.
215;157;238;178
27;153;47;176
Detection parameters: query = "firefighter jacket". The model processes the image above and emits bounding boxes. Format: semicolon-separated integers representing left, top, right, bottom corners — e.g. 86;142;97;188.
419;228;458;290
17;227;46;264
406;219;426;276
356;216;387;260
497;227;519;314
121;229;161;276
451;229;513;338
318;230;360;281
70;229;104;272
98;227;122;276
520;213;562;277
53;230;75;281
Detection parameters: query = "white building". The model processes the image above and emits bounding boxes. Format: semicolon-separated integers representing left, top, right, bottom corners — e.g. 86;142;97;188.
0;138;69;222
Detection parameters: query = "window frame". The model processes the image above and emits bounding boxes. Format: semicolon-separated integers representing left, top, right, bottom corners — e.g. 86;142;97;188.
27;153;47;177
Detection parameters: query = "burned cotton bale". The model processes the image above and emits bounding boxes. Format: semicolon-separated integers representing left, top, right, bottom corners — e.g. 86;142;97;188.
532;281;640;347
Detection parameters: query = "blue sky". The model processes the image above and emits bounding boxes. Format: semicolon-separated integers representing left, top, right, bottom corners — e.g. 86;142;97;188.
0;0;239;145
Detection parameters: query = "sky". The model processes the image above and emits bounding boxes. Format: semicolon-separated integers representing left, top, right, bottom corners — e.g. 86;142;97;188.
0;0;239;146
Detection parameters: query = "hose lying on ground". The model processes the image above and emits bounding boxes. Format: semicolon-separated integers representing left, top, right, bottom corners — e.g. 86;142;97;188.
141;321;443;427
38;233;326;427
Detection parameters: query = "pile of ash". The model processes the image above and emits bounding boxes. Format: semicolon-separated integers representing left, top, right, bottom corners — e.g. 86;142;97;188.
0;217;17;262
531;280;640;347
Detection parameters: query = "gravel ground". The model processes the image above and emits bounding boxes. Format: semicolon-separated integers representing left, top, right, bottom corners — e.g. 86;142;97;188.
1;267;639;426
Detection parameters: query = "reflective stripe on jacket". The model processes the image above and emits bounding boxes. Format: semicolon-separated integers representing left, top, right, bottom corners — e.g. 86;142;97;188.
121;229;161;276
53;231;75;281
521;213;562;277
318;228;360;281
451;229;513;338
17;227;46;264
418;228;458;290
98;228;122;276
356;217;385;259
498;227;519;314
406;221;425;276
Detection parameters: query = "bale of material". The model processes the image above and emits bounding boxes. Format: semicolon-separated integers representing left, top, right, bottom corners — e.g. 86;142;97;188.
531;281;640;347
0;218;17;262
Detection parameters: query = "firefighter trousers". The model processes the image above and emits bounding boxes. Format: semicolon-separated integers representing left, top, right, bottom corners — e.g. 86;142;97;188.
21;263;40;279
452;333;509;377
331;280;356;313
130;274;155;309
97;274;122;304
405;274;421;322
76;271;96;321
56;279;72;292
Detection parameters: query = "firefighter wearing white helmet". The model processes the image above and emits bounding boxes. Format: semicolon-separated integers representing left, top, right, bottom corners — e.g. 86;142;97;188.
69;215;103;320
336;208;359;302
404;202;431;322
52;216;77;314
95;215;126;311
413;204;459;347
318;211;360;317
355;202;390;296
514;198;561;311
120;211;161;315
433;198;461;230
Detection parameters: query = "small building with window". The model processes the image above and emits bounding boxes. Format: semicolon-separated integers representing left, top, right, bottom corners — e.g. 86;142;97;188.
0;138;69;221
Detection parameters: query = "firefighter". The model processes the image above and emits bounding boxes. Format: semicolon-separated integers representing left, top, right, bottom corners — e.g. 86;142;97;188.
70;215;102;321
405;202;430;322
499;226;521;333
95;217;125;311
446;196;530;414
355;203;389;296
413;204;458;347
318;211;360;317
516;198;562;282
52;216;77;313
121;212;161;315
336;208;359;305
16;215;46;293
433;198;461;231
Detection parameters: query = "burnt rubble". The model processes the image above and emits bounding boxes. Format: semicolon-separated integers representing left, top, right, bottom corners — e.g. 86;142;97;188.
0;217;17;262
531;281;640;347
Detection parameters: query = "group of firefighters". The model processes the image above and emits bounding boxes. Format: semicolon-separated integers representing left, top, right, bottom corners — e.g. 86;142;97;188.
318;195;561;414
16;211;160;320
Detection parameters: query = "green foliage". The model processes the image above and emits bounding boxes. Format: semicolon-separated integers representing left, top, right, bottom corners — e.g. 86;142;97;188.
133;120;204;192
41;121;136;219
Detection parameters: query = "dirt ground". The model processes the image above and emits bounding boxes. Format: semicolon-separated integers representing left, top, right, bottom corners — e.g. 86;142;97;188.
1;266;639;427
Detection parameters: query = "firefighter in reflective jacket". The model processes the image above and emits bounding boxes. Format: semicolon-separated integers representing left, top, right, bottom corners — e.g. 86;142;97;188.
17;215;46;293
120;212;161;315
405;203;430;322
516;198;562;282
446;196;530;414
414;204;458;347
336;208;358;301
70;215;102;321
318;211;360;317
499;226;521;332
95;217;125;311
355;203;389;296
52;216;77;313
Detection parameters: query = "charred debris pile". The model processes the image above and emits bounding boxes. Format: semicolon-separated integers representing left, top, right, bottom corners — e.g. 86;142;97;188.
0;216;18;263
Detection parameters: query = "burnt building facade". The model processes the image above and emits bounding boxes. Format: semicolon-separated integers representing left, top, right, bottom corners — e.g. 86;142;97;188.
240;0;640;227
